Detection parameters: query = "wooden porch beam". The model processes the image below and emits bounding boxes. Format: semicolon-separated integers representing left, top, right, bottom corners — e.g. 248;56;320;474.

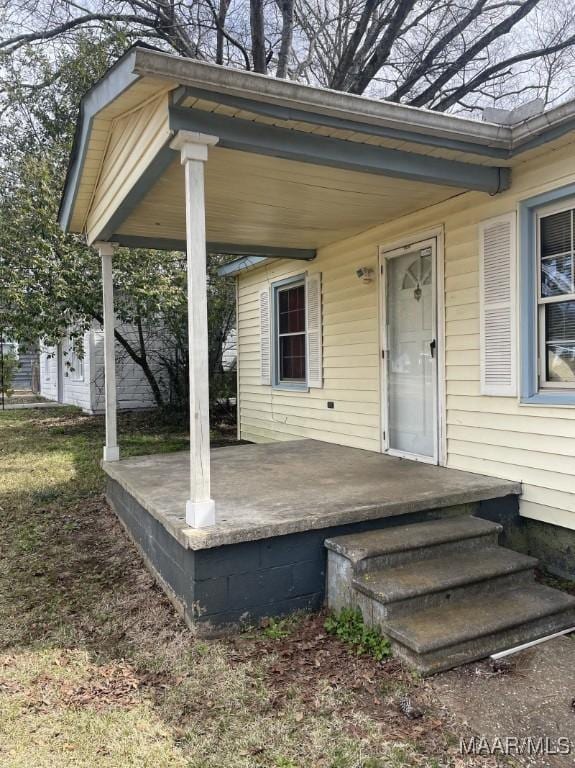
169;106;511;194
110;234;316;260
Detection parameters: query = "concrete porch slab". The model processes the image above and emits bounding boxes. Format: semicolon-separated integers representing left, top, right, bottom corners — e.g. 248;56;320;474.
103;439;520;551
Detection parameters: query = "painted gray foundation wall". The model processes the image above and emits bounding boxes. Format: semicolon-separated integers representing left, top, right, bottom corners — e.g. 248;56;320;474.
473;495;575;580
108;477;523;631
500;517;575;581
521;519;575;580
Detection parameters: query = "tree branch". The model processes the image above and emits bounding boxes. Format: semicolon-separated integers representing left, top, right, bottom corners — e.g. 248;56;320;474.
329;0;379;90
434;32;575;111
348;0;419;95
387;0;490;102
407;0;541;108
0;12;159;54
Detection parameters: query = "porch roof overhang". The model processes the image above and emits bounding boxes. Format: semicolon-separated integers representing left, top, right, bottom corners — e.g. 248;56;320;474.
59;44;575;260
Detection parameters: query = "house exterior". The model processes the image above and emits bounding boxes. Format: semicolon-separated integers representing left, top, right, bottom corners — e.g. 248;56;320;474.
54;45;575;668
228;145;575;570
40;324;166;413
2;339;39;391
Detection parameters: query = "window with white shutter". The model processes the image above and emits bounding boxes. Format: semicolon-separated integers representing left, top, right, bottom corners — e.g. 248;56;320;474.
306;273;323;388
264;273;323;390
259;287;271;385
479;213;517;396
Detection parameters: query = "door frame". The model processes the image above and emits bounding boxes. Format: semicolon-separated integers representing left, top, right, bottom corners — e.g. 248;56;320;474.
378;226;446;465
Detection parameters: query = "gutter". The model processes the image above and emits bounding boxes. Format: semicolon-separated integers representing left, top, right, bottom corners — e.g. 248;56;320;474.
133;47;575;161
132;47;511;154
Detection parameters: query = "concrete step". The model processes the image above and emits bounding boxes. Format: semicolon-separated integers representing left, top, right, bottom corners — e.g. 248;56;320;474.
386;583;575;675
326;515;501;572
325;515;502;614
353;546;537;618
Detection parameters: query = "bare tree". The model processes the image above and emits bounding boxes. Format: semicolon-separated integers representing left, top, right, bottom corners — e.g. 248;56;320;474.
1;0;575;113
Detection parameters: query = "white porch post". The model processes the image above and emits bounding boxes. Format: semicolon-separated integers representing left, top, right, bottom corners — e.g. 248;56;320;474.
96;241;119;462
171;130;219;528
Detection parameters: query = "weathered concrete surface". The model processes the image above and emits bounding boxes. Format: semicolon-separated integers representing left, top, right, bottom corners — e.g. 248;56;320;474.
523;518;575;580
388;584;575;675
430;636;575;768
354;547;537;604
326;515;501;566
103;439;520;550
326;515;575;675
1;400;64;410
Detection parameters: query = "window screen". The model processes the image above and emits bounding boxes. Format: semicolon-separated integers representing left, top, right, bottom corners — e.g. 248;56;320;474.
539;208;575;384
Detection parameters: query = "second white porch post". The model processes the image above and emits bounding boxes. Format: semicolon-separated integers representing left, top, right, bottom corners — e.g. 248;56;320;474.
96;241;119;462
171;130;218;528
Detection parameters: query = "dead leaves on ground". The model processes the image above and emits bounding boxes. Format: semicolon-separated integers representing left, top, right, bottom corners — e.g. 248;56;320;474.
0;650;172;714
228;614;446;749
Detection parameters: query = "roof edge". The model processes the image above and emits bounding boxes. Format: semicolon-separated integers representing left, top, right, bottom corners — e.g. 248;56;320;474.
132;47;512;152
58;43;161;233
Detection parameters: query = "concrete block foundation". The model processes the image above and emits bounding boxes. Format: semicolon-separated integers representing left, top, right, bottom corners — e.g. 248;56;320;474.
108;476;521;633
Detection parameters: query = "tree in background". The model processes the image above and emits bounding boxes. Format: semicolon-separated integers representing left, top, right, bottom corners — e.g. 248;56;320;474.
2;0;575;113
0;34;236;411
2;0;575;414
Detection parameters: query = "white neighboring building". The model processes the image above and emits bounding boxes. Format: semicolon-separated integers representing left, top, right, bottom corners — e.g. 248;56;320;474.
222;328;237;371
40;323;167;414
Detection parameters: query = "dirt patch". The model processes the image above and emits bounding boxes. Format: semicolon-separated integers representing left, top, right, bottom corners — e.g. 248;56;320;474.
229;613;509;767
429;636;575;768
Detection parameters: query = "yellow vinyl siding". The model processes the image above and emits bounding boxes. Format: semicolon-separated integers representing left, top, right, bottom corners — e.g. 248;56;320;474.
237;242;381;451
238;136;575;531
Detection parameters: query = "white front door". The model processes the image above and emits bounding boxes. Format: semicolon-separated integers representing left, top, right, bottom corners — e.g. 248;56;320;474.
382;238;438;463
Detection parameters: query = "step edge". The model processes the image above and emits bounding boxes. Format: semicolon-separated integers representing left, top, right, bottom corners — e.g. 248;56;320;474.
325;518;503;562
390;609;575;675
385;587;575;654
353;551;537;604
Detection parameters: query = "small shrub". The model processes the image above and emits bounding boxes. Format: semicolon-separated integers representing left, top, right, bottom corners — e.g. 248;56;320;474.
324;608;392;662
0;350;18;399
261;616;294;640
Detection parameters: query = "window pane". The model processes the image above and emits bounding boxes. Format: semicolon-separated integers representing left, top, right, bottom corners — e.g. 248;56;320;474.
541;253;573;297
545;300;575;382
278;285;305;334
279;333;306;380
540;210;571;257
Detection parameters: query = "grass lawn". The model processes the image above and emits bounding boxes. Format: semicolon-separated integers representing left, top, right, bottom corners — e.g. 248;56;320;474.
0;407;499;768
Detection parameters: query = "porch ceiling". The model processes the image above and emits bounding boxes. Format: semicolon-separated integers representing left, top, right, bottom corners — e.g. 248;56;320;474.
111;148;461;251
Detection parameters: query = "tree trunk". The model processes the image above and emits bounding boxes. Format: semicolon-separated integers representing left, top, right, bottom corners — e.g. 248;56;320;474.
93;313;165;408
276;0;294;78
216;0;231;65
250;0;267;73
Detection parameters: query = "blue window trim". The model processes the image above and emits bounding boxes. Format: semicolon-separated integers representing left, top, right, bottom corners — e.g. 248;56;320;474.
271;274;309;392
519;181;575;406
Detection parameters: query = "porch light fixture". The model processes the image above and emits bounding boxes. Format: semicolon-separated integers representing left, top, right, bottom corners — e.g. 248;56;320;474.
356;266;374;284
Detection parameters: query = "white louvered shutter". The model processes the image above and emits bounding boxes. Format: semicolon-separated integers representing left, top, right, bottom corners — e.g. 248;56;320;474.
306;273;323;388
479;213;517;396
259;287;271;385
